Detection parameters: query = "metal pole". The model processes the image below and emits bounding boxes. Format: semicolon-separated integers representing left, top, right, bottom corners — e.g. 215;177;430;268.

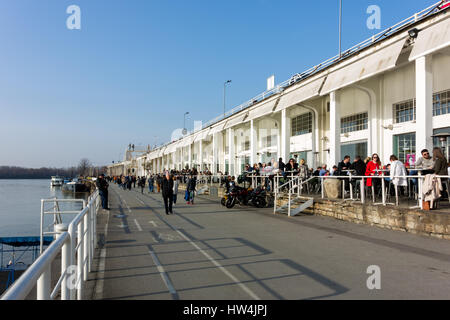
77;221;83;300
37;266;51;300
339;0;343;58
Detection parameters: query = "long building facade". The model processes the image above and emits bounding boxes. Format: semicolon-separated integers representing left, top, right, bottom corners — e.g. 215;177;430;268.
109;4;450;178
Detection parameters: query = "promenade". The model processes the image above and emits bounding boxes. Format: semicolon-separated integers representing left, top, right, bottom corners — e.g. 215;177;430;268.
85;184;450;300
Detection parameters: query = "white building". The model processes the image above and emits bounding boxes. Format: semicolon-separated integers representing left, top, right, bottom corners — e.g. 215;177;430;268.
110;3;450;177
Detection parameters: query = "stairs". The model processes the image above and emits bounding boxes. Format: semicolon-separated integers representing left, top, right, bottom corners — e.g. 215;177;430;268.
275;194;314;217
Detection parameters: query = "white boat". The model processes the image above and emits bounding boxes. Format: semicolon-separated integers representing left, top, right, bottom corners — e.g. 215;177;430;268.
50;176;64;187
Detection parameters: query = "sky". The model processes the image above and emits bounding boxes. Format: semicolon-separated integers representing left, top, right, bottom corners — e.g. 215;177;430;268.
0;0;439;168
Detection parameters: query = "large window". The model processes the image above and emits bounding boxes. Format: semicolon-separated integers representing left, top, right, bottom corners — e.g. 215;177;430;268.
394;99;416;123
393;133;416;164
262;134;277;148
433;90;450;116
291;113;312;136
340;142;368;162
341;113;368;134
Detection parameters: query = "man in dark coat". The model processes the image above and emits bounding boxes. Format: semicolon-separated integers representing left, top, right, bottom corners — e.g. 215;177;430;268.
96;174;110;210
161;172;174;214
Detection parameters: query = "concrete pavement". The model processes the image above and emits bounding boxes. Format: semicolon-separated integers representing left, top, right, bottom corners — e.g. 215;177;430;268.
85;184;450;300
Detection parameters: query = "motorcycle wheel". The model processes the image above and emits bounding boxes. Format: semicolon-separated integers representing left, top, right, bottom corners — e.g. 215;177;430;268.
226;197;236;209
256;198;267;208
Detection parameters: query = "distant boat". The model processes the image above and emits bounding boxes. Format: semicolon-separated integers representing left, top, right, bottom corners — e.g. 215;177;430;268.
62;178;90;193
50;176;64;187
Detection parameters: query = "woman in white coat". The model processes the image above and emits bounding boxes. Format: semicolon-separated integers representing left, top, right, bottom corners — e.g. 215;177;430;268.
389;155;408;204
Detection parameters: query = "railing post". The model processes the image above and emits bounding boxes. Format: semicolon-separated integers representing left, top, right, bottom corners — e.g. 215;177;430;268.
381;176;386;206
68;223;76;300
321;177;324;199
77;220;84;300
361;177;365;204
37;265;51;300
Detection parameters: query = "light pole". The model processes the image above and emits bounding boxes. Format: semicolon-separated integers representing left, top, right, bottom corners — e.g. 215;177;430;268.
183;112;189;135
339;0;343;58
223;80;232;117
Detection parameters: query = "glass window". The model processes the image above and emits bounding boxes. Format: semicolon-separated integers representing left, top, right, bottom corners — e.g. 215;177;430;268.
291;113;312;136
262;135;277;148
393;133;416;164
433;90;450;116
393;99;416;123
341;113;368;134
340;142;368;162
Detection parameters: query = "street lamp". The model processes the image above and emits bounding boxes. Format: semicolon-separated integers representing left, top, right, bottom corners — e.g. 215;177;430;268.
224;80;232;117
183;112;189;135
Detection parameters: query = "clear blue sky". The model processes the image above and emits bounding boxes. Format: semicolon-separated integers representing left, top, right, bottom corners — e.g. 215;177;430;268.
0;0;438;168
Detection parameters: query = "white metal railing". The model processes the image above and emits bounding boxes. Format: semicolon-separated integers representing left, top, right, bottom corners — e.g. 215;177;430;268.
1;190;100;300
146;1;447;153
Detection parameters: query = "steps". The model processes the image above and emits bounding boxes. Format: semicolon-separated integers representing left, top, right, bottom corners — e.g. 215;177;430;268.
275;195;314;217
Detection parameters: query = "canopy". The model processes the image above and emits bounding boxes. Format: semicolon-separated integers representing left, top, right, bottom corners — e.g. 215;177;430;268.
410;16;450;60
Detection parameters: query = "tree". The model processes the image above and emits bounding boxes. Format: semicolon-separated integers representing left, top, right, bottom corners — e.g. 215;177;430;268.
78;158;92;176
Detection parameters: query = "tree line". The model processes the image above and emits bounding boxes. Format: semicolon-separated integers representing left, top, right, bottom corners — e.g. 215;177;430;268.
0;159;108;179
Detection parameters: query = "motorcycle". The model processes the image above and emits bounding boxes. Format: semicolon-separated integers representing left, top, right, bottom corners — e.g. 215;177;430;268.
249;187;267;208
225;186;251;208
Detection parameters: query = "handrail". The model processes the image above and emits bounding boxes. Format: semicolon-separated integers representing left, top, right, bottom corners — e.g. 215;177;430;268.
1;190;100;300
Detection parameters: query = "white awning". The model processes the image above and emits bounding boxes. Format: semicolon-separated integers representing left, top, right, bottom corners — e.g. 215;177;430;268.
410;17;450;61
148;150;159;160
276;77;325;112
321;39;406;95
245;99;277;122
194;128;210;142
164;142;178;154
224;114;247;130
208;122;226;136
157;147;166;157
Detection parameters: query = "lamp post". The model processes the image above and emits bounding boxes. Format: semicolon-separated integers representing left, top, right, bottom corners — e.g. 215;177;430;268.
183;112;189;135
223;80;232;117
339;0;343;58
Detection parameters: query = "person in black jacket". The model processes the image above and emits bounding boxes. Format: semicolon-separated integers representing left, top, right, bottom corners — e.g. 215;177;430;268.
350;155;366;195
96;174;110;210
161;172;174;215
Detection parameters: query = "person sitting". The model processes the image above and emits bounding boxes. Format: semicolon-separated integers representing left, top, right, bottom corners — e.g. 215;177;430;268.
431;147;449;198
338;155;351;191
319;165;327;176
365;153;382;198
389;155;407;197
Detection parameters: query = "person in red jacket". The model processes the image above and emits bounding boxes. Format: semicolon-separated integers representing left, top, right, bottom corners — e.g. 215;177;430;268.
365;153;382;193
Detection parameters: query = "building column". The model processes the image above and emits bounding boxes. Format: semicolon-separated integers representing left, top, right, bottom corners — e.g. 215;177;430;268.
280;109;291;162
228;128;235;176
250;120;257;165
329;91;341;168
198;140;203;172
212;133;217;174
188;144;192;170
416;55;433;157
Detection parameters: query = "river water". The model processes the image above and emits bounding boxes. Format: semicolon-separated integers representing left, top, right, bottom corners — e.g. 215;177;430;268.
0;179;88;238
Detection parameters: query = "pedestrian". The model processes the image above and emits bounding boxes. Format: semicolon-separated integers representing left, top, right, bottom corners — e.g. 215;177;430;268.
186;174;197;204
95;174;110;210
148;175;154;193
162;172;174;215
139;176;146;194
156;175;162;193
173;175;179;204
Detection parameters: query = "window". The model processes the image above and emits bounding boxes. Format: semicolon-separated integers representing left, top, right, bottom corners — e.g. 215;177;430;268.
393;133;416;164
241;140;250;151
393;99;416;123
291;113;312;136
262;135;277;148
341;113;368;134
340;142;368;161
433;90;450;116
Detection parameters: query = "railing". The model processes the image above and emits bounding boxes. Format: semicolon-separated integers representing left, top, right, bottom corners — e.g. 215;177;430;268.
1;190;100;300
146;1;448;153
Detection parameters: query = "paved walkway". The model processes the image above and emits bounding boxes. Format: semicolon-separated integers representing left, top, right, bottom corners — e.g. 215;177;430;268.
85;184;450;300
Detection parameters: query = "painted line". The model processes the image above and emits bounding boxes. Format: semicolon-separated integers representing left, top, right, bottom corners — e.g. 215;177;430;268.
136;197;146;205
149;220;158;228
94;209;110;300
134;219;143;232
123;199;132;213
148;250;178;299
175;229;261;300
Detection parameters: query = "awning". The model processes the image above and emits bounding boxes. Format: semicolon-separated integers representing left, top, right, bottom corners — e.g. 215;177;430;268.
208;122;226;136
259;146;278;153
276;77;325;112
321;39;406;95
409;17;450;61
148;150;158;160
224;113;247;130
194;128;210;142
164;142;178;154
245;99;277;122
157;147;166;157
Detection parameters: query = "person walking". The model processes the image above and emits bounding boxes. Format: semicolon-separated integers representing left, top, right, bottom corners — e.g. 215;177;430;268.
162;172;174;215
186;174;197;204
96;174;110;210
148;175;154;193
173;175;179;204
156;175;162;193
139;176;146;194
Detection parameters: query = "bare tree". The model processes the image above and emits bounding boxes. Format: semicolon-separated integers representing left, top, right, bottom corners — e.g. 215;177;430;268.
78;158;92;176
